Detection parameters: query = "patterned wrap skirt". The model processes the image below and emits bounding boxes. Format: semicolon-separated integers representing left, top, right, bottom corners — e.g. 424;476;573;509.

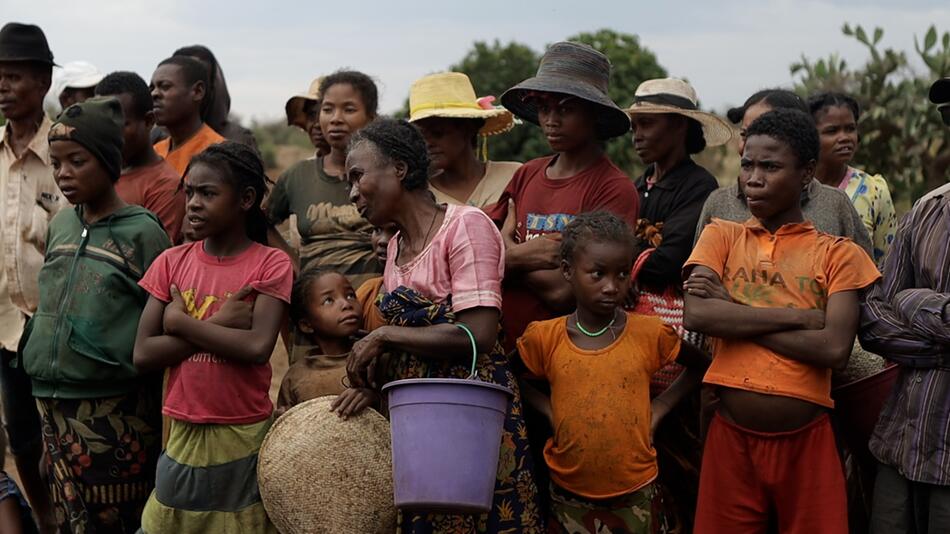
379;286;545;534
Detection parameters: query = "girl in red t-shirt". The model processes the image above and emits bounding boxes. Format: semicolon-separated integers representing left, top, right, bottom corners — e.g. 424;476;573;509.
134;142;292;533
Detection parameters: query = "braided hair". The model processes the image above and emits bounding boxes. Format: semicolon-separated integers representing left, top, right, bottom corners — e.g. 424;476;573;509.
185;141;273;244
560;211;636;264
349;118;430;190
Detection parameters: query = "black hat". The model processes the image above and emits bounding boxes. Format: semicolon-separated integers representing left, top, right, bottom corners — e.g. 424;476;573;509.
49;97;125;182
501;41;631;139
930;78;950;105
0;22;55;65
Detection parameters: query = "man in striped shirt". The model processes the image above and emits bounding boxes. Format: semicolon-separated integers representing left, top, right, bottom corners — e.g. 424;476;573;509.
858;77;950;533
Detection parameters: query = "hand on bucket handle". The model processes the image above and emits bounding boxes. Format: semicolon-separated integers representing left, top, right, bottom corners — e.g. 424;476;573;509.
455;323;478;379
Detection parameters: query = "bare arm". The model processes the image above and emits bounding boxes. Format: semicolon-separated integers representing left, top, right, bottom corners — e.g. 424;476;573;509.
133;296;201;372
650;341;710;437
521;380;555;428
683;266;822;338
753;290;861;370
347;307;500;388
165;292;287;365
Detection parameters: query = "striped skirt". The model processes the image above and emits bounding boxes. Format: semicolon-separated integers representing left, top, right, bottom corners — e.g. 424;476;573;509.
139;417;276;533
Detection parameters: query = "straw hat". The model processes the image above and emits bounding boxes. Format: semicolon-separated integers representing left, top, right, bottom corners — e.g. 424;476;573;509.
501;41;631;139
408;72;514;136
285;77;322;129
625;78;734;147
258;396;396;534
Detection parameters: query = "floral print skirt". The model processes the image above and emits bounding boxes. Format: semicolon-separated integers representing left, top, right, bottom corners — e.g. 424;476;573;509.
36;382;161;534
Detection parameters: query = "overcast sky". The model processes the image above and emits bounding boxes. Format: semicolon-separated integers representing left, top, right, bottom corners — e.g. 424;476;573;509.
7;0;950;123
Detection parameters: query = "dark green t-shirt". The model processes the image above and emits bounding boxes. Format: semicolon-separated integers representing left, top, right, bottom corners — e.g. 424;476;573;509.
266;157;380;285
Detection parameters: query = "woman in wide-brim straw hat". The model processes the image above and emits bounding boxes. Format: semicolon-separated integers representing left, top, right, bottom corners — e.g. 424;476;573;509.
409;72;521;209
625;77;732;533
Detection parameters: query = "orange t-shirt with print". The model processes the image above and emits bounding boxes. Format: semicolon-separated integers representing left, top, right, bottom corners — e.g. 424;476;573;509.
154;123;225;176
685;218;880;408
517;313;680;499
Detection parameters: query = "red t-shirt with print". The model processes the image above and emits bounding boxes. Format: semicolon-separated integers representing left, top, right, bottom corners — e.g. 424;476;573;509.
487;155;639;349
139;241;293;424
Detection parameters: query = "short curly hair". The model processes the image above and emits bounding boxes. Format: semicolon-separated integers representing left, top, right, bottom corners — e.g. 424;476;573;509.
349;118;430;190
745;108;819;167
808;91;860;123
560;211;636;263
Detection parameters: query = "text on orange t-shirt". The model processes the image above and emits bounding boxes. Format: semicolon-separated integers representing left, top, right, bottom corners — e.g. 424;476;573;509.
516;312;680;499
684;218;881;408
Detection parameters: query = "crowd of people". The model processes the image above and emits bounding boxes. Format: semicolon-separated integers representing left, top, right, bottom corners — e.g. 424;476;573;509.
0;19;948;534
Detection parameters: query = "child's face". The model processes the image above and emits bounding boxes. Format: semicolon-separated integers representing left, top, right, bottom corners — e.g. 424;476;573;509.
371;225;396;264
299;272;362;340
150;64;201;128
814;105;857;168
562;240;634;317
533;93;598;153
183;163;254;241
740;134;814;222
50;140;113;206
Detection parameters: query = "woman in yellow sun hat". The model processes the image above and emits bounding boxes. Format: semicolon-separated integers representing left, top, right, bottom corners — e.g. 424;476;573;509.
409;72;521;209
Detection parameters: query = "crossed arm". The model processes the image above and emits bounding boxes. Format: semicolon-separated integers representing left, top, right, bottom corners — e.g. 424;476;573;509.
683;266;858;370
133;286;287;372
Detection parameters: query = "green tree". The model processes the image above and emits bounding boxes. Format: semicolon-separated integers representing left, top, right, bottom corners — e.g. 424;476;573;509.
567;29;667;176
792;24;950;209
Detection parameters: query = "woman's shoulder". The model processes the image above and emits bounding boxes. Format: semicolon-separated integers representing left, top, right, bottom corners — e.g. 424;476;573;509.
849;166;890;190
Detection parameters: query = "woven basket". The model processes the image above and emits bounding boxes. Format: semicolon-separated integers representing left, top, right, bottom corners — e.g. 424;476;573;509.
258;396;396;534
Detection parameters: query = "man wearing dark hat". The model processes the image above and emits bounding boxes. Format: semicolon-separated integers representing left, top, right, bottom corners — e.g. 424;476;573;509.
859;77;950;533
0;21;59;531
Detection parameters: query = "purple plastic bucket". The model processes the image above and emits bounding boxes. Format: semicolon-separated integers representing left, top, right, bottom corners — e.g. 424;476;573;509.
382;378;513;513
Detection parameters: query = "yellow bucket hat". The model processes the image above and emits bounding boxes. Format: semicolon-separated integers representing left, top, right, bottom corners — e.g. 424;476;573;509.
285;77;322;129
409;72;514;136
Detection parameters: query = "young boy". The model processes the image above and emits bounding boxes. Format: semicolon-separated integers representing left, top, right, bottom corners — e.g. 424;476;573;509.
857;78;950;534
96;70;185;242
683;109;880;533
517;211;707;533
491;41;638;349
150;55;224;176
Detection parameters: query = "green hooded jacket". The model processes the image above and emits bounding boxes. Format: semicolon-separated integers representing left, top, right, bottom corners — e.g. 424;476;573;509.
20;204;171;399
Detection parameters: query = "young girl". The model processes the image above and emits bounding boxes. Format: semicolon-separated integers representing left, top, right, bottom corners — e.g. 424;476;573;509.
277;269;377;417
808;91;896;264
516;211;708;534
133;142;292;533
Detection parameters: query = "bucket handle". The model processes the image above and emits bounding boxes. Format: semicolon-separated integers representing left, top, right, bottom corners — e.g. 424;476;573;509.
455;323;478;379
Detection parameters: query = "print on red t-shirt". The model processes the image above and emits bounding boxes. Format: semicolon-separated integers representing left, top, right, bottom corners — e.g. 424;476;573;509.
139;241;293;424
490;155;639;347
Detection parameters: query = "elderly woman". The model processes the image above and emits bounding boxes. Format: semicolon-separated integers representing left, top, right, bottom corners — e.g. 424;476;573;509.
344;118;543;533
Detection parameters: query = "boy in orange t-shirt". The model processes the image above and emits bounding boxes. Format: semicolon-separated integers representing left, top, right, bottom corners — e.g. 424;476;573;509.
517;211;708;533
150;55;224;177
683;109;880;534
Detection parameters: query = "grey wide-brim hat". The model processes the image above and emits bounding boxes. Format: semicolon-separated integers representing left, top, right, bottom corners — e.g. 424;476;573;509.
501;41;631;139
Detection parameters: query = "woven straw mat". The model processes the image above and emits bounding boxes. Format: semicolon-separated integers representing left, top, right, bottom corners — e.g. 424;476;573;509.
258;396;396;533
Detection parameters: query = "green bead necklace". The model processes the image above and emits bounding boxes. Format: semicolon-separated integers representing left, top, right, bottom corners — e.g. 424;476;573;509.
574;310;618;337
